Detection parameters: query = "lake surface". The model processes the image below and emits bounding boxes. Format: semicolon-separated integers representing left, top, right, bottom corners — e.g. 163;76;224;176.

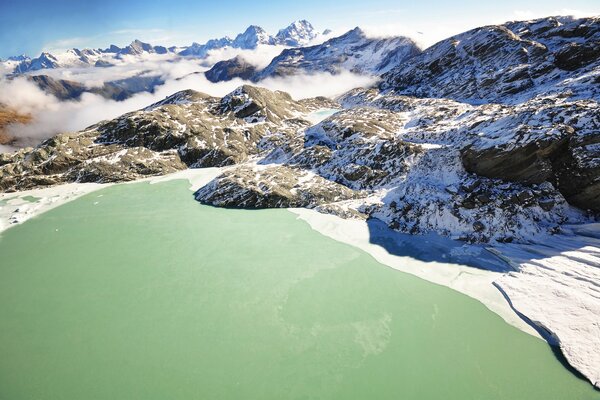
0;180;597;399
306;108;341;124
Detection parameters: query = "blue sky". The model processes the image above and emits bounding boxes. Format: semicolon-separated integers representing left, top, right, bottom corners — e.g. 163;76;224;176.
1;0;599;58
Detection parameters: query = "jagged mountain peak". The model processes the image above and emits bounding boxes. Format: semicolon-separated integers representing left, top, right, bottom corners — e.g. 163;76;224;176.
103;44;122;53
242;25;267;34
122;39;153;54
275;20;318;46
39;51;57;59
341;27;366;39
118;39;168;56
233;25;274;49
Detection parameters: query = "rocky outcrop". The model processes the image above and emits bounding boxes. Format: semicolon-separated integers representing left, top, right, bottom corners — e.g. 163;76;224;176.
204;56;258;83
459;99;600;212
194;165;363;208
376;16;600;212
331;88;590;241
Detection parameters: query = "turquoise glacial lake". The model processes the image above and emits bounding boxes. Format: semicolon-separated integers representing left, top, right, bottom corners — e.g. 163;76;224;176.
0;180;597;399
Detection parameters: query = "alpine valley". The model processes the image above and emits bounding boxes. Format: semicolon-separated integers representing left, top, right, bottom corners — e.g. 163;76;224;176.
1;15;600;395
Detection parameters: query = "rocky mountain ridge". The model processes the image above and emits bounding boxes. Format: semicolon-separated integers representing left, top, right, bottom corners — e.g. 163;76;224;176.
380;16;600;103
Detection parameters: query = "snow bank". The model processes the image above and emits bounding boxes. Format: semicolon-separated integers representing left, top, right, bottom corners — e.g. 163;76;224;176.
288;208;538;336
493;228;600;388
290;207;600;388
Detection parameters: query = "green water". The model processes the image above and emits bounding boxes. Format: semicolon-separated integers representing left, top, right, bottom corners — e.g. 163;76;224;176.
20;195;41;203
0;180;597;399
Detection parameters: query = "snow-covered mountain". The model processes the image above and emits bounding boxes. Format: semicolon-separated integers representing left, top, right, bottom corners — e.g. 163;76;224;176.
204;27;420;83
252;27;420;80
274;20;318;46
116;39;169;56
232;25;275;48
178;37;233;57
2;20;325;75
13;52;60;73
380;16;600;103
8;40;171;74
178;20;320;57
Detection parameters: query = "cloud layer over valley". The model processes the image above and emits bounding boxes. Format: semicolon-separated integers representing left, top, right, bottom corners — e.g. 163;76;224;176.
0;47;377;150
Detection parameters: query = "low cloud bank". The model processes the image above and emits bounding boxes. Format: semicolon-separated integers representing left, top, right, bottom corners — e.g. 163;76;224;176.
0;61;377;149
202;45;289;70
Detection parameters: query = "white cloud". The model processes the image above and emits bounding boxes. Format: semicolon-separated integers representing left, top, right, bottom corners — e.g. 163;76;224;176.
258;70;377;99
0;60;377;149
202;45;289;69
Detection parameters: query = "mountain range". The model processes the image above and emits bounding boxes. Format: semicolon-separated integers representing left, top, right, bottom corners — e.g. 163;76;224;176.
2;20;326;74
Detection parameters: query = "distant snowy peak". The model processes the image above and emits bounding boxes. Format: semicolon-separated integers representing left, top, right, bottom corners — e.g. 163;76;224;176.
13;52;60;73
178;37;233;57
178;20;326;57
4;20;328;73
232;25;275;49
9;39;171;73
118;39;169;56
275;20;318;46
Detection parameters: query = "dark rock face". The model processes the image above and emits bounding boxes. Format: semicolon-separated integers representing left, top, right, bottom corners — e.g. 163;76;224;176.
554;42;600;71
459;100;600;211
28;75;88;100
27;74;165;101
204;56;258;83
